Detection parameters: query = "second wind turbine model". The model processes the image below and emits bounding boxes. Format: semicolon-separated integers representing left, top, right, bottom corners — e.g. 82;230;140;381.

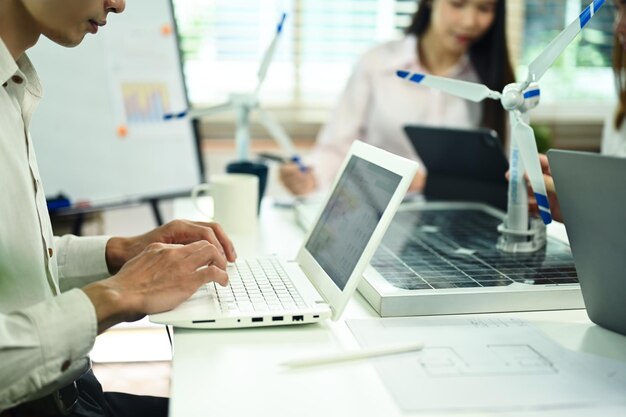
397;0;606;253
166;13;297;162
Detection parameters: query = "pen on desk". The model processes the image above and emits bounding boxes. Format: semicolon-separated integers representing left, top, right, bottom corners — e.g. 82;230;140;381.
290;155;308;173
258;152;308;173
257;152;286;163
281;341;424;368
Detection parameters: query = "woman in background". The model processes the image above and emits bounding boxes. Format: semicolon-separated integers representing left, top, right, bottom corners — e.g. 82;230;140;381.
280;0;514;195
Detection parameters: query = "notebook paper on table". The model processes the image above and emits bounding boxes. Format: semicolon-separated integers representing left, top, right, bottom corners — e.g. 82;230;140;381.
346;317;626;414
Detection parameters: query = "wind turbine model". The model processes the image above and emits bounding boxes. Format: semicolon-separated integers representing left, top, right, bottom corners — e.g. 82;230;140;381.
397;0;606;253
166;13;297;162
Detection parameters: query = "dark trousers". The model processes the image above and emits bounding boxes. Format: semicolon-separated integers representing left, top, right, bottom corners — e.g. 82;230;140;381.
70;371;168;417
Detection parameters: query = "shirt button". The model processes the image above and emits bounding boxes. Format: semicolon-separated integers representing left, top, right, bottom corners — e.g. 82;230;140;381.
48;248;54;257
11;75;23;84
61;360;71;372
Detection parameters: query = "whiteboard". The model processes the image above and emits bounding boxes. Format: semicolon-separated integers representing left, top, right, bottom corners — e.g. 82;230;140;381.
28;0;202;208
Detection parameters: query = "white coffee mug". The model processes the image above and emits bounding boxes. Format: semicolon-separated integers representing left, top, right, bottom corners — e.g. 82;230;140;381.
191;173;259;235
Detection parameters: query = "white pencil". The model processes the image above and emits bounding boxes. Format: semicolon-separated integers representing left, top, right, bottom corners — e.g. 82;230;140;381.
282;341;424;368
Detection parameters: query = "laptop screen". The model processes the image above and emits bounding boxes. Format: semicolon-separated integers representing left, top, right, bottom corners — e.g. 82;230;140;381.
305;155;401;290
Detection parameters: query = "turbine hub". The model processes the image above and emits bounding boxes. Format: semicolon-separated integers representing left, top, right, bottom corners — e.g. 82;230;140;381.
501;84;524;111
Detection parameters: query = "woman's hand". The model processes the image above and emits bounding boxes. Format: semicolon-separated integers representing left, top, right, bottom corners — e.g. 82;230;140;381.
506;154;563;222
279;163;317;195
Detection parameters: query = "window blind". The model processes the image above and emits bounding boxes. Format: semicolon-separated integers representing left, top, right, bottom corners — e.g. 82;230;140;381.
172;0;412;107
172;0;617;115
520;0;616;103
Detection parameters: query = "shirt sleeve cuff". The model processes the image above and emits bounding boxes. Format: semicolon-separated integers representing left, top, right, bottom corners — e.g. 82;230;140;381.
56;235;111;289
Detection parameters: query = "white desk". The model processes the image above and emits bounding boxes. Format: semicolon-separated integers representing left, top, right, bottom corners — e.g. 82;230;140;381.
169;199;626;417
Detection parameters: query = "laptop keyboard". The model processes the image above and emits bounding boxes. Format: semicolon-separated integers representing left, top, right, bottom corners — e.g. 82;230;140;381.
372;209;579;290
206;257;308;313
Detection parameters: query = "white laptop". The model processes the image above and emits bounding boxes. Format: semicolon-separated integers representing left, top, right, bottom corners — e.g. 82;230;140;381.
150;141;418;328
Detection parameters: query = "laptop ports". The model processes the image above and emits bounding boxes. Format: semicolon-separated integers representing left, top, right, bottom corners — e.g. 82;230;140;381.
251;317;263;323
272;316;284;322
292;315;304;322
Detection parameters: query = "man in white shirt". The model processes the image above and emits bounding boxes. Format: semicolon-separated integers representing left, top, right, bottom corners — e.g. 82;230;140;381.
0;1;236;416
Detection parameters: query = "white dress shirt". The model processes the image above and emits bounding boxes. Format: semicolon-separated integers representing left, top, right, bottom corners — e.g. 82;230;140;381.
308;35;482;188
601;110;626;157
0;38;111;410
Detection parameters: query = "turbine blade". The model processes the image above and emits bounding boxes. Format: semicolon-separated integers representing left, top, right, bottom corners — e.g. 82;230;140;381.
256;13;287;94
396;71;501;102
512;112;552;224
164;101;234;120
257;109;296;156
186;101;234;118
524;0;606;86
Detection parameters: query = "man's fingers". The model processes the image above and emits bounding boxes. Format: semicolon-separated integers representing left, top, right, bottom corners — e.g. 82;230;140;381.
181;240;227;271
191;221;236;262
194;264;229;287
184;223;225;258
206;222;236;262
538;154;551;175
543;173;556;195
177;239;208;253
162;219;234;261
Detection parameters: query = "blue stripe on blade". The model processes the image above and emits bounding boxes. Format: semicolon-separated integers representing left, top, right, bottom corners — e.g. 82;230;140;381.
396;70;425;83
580;5;592;28
409;73;425;83
277;13;286;33
396;70;410;79
534;193;550;209
539;209;552;225
580;0;606;28
594;0;606;12
163;111;186;120
524;89;540;99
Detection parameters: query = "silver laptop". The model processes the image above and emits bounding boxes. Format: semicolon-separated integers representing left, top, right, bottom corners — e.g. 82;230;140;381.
548;149;626;336
150;141;418;328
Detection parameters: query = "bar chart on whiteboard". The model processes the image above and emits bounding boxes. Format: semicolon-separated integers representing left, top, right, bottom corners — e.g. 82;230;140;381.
121;83;172;124
28;0;202;205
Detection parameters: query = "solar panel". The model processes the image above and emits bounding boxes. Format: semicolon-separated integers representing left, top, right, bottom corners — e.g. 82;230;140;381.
358;203;584;316
372;209;578;290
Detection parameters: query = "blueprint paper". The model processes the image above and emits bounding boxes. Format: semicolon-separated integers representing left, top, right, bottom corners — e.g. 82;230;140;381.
347;317;626;414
